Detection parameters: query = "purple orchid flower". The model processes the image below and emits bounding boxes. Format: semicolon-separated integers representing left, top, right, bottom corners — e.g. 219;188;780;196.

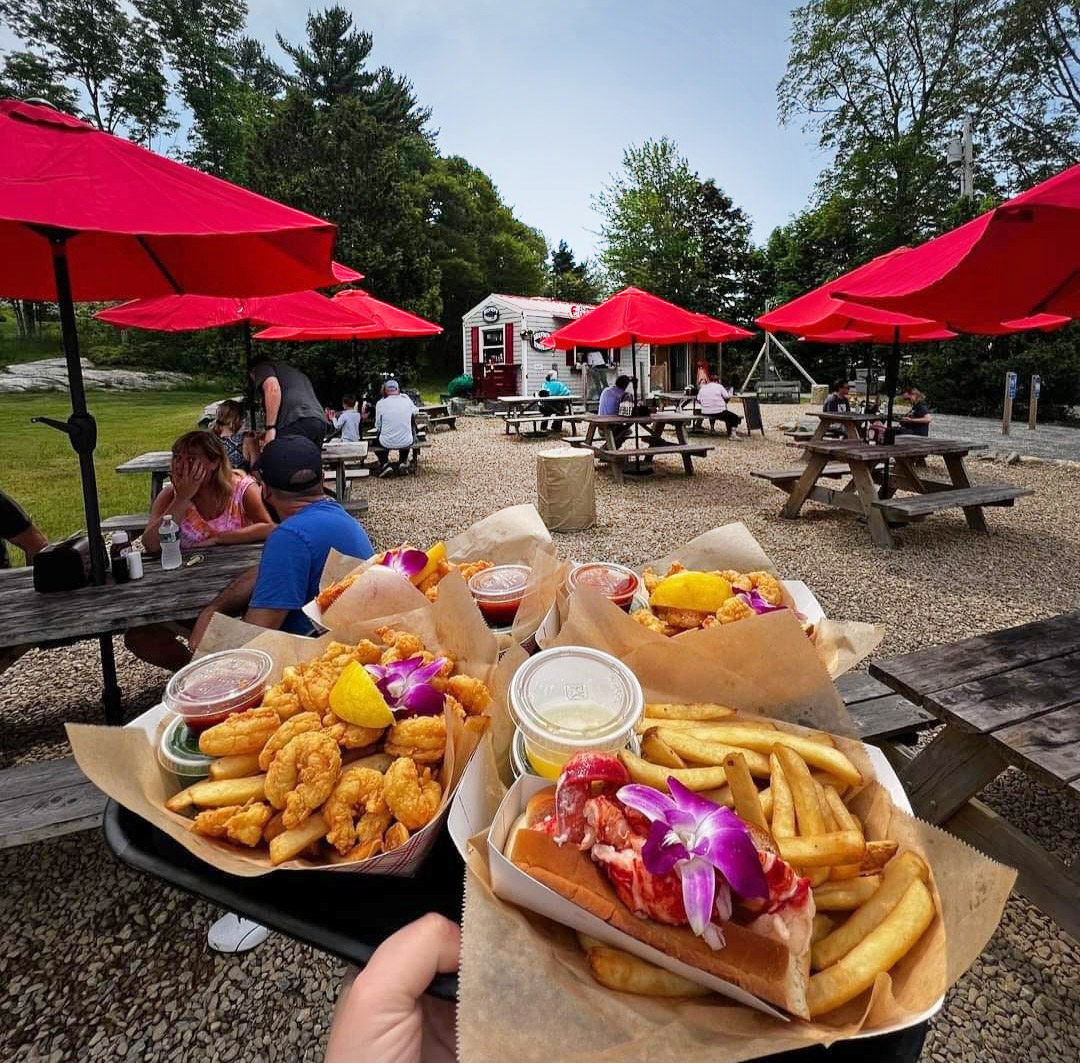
735;588;787;616
364;657;447;717
378;547;429;579
617;778;768;943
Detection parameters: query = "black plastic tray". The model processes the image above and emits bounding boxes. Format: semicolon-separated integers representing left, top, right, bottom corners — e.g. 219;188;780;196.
103;800;462;1000
104;801;927;1059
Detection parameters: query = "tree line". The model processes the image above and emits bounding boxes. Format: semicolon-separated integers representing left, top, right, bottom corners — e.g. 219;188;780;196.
1;1;1078;415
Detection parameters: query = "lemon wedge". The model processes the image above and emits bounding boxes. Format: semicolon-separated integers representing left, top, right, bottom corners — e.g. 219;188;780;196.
329;661;394;728
413;541;446;586
649;571;733;613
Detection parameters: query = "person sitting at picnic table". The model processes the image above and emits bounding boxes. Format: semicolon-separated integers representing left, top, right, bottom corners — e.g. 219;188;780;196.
328;394;363;442
372;379;419;478
598;374;634;447
250;355;327;448
0;487;47;569
823;380;851;414
211;398;257;471
538;370;571;430
697;376;742;437
896;387;933;436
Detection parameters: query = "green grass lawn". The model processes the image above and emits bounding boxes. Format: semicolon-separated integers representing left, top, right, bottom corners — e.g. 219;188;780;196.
0;387;223;548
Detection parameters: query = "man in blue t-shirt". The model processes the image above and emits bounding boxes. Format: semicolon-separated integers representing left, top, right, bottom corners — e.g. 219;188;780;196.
190;437;373;645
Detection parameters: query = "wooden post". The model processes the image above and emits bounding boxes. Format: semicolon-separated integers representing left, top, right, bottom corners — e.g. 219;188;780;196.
1028;374;1040;430
1002;371;1016;435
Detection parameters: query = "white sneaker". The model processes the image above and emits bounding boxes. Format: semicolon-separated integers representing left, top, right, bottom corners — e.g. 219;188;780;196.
207;913;270;953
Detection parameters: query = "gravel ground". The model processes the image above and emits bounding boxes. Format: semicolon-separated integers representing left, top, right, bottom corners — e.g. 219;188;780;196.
2;405;1077;1062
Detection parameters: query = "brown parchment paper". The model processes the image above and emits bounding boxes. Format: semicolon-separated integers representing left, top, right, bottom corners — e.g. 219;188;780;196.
66;572;511;878
458;609;1017;1063
630;522;883;678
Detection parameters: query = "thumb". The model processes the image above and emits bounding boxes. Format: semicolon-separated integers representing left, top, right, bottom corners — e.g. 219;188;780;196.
358;913;461;1004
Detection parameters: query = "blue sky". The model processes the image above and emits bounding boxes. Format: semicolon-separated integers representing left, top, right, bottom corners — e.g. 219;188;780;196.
244;0;827;260
3;1;829;260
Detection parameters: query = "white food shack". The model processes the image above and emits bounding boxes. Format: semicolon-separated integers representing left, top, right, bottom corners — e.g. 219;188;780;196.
462;294;650;400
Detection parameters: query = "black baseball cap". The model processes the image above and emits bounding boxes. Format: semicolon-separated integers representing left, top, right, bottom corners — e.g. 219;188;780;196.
254;436;323;491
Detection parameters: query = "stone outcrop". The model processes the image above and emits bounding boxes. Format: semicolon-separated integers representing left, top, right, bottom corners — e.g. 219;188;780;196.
0;357;190;393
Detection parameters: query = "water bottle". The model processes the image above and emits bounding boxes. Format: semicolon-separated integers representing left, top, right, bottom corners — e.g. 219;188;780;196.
160;514;182;571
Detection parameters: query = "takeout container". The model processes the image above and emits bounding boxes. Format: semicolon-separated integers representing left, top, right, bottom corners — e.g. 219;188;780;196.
565;562;641;611
469;564;532;627
157;714;214;779
163;649;273;733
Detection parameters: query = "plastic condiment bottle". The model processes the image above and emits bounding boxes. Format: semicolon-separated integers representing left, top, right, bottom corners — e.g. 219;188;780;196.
126;550;144;580
159;515;182;571
109;530;131;584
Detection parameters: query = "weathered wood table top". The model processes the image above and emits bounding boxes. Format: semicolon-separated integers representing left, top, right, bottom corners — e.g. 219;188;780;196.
870;612;1080;938
0;543;264;650
799;437;986;459
498;394;577;407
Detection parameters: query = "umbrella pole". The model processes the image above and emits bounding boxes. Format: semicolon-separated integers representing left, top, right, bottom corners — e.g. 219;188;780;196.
35;233;122;723
881;327;901;497
243;322;256;429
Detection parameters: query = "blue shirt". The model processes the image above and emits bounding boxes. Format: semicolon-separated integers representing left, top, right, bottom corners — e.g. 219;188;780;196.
540;379;570;396
598;385;626;416
250;500;373;634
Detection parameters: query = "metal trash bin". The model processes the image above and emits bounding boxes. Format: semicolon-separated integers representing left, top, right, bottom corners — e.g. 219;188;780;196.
537;447;595;532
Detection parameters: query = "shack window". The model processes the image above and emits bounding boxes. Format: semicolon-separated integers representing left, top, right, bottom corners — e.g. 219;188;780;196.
481;327;505;363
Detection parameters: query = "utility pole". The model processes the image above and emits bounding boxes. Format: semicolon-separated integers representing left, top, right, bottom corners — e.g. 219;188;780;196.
947;115;975;200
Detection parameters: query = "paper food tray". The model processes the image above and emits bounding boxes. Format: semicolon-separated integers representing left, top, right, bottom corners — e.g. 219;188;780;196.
450;740;944;1033
536;579;825;650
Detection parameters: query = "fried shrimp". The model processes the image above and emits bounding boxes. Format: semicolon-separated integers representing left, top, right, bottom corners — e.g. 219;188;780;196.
384;715;446;764
445;674;491;715
316;572;360;612
258;712;323;771
198;707;280;757
321;712;386;750
383;822;410;851
191;802;272;847
260;682;302;721
323;767;390;855
265;732;341;829
384;757;442;830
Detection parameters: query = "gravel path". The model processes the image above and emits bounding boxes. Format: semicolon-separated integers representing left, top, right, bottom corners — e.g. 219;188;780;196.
2;406;1077;1062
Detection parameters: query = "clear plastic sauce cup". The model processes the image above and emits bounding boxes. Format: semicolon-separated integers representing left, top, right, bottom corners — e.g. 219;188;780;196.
469;564;531;627
568;562;641;611
163;649;273;733
509;646;644;780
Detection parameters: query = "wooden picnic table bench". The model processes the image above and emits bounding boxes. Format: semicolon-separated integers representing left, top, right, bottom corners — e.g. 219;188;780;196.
751;463;851;487
419;404;456;430
871;612;1080;939
577;413;713;482
765;436;1030;548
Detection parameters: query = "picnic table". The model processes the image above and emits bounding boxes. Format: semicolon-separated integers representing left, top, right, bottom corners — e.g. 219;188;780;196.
806;411;885;441
870;612;1080;939
569;413;713;482
0;543;264;723
756;436;1031;548
497;394;583;437
117;441;369;505
418;403;457;430
656;391;762;438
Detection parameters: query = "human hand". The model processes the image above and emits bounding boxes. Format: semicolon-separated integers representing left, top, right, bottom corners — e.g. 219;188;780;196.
171;455;208;500
324;913;460;1063
262;427;277;446
188;604;217;651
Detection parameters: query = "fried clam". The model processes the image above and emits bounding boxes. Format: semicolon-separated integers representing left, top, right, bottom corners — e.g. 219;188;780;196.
716;569;754;592
191;802;273;847
375;626;426;664
198;707;280;757
384;756;443;830
652;606;712;630
631;609;678;637
715;595;757;624
384;715;446;764
265;731;341;829
323;766;391;855
258;711;323;771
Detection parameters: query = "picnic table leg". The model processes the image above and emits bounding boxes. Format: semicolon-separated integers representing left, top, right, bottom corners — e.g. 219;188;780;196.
605;428;624;483
150;471;166;505
943;453;990;533
898;727;1006;823
810;421;830;442
335;462;346;503
847;459;896;548
781;452;828;518
99;635;123;725
672;422;694;475
844;422;862;440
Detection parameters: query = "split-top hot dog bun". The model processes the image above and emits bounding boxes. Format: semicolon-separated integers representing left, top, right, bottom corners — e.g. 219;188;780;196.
504;787;810;1019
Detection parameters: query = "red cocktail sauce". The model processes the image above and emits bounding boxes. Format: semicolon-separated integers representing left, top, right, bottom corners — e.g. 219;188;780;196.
468;564;531;628
569;563;640;611
164;649;273;732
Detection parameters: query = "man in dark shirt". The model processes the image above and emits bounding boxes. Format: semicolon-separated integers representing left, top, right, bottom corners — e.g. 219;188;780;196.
823;380;851;414
250;357;326;448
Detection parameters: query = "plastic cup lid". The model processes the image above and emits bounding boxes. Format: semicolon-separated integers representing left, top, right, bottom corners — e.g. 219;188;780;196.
164;649;273;716
568;562;641;597
468;564;531;602
158;715;214;777
509;646;643;748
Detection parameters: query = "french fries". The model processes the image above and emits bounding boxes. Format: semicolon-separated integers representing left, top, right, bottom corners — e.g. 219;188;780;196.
165;774;267;812
812;874;882;910
637;717;777;733
208;753;262;781
697;784;734;807
812;852;929;971
655;729;771;777
618;751;729;792
806;879;936;1017
822;785;865;880
262;810;287;844
858;840;900;876
774;746;826;836
723;752;768;832
269;813;329;865
769;753;796;838
811;914;835;946
585;944;711;998
775;830;865;868
641;702;735;721
640;730;687;770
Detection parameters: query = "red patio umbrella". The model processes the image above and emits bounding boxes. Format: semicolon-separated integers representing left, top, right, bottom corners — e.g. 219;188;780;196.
836;163;1080;326
253;288;442;341
550;286;748;400
95;286;376;421
0;98;341;720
